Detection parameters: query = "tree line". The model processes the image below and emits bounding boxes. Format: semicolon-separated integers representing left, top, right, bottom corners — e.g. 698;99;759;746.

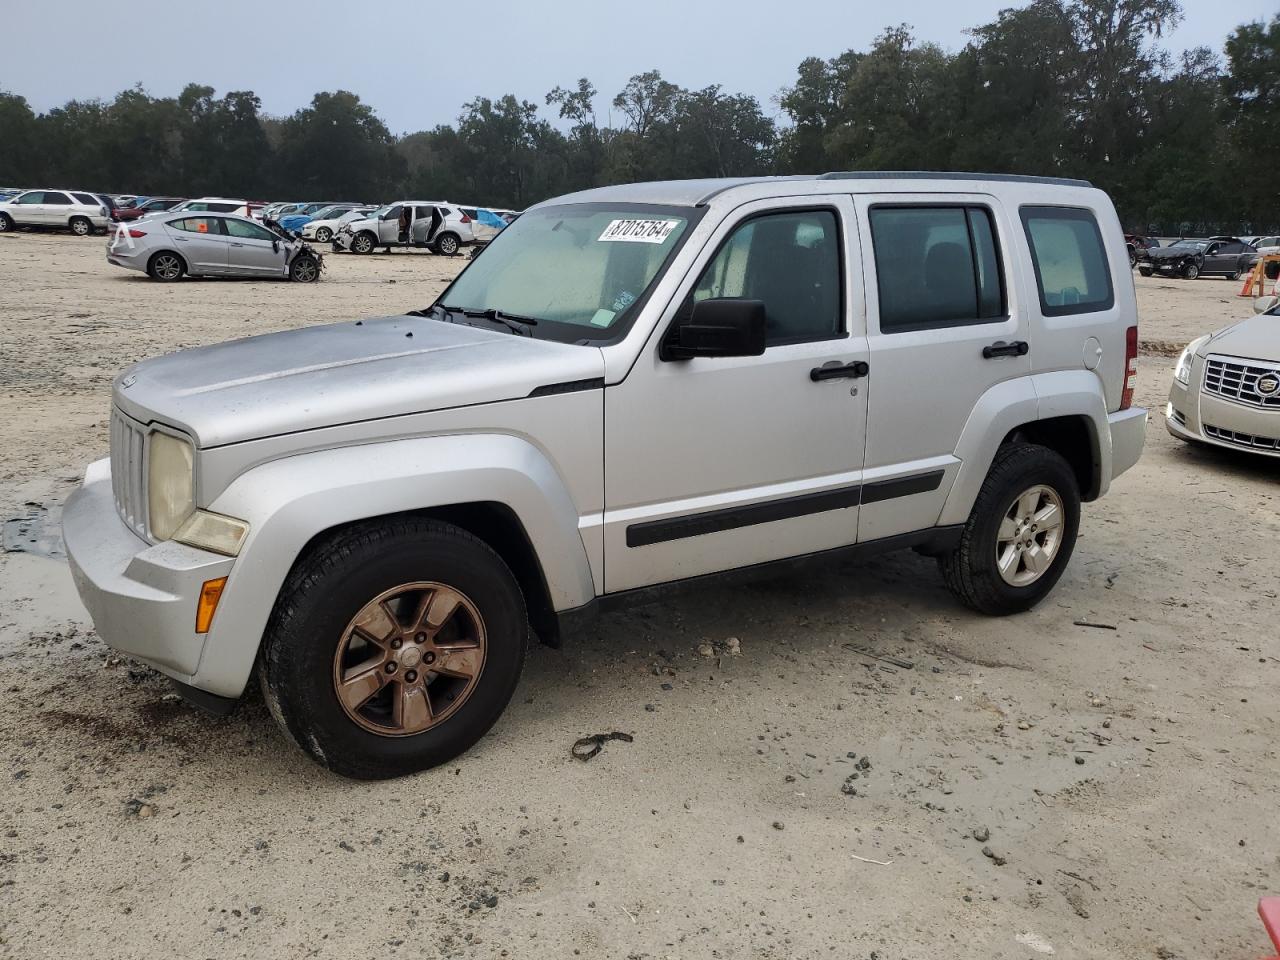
0;0;1275;234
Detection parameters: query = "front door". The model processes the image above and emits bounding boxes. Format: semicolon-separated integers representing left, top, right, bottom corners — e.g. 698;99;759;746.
10;191;47;225
852;193;1032;542
224;217;288;275
379;205;403;245
603;196;869;593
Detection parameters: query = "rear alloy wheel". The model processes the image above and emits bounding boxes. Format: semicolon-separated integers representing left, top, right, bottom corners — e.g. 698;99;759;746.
290;254;320;283
0;213;13;232
147;251;185;282
1182;262;1200;280
314;226;333;243
69;216;92;237
939;443;1080;615
351;231;376;255
433;233;460;256
259;519;528;779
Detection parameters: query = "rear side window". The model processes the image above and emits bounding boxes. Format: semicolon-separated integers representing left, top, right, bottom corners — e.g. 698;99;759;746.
1020;206;1113;316
869;206;1006;332
44;192;72;205
171;217;224;235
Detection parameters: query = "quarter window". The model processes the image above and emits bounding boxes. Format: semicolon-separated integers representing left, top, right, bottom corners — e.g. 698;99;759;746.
72;193;98;205
869;206;1006;332
1020;206;1114;316
688;209;843;346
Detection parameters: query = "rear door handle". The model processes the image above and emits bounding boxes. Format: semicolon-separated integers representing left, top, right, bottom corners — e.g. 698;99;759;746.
983;340;1029;359
810;360;870;381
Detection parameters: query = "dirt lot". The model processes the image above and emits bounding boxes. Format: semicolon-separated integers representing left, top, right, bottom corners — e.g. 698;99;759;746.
0;232;1277;960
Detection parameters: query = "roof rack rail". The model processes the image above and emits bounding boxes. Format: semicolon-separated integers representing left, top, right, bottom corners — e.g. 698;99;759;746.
819;170;1094;188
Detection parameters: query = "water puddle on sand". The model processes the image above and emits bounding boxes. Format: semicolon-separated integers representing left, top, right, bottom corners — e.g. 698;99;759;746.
3;501;64;559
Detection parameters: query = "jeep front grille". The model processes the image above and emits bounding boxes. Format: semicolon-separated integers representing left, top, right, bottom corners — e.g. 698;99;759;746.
110;408;149;538
1203;423;1280;452
1203;356;1280;409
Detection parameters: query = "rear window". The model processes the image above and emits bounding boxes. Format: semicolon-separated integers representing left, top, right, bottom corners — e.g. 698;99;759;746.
1020;206;1114;316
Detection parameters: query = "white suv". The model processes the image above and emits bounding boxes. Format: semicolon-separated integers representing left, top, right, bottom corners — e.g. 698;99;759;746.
0;189;111;235
333;201;474;255
63;172;1146;779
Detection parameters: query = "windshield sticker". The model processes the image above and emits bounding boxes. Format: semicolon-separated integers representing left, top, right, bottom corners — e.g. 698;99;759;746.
598;219;680;244
590;309;616;327
611;290;637;312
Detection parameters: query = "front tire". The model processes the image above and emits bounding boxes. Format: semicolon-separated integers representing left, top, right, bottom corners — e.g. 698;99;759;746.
938;443;1081;616
146;251;185;282
69;216;92;236
1182;262;1200;280
351;231;376;255
433;232;460;256
259;519;528;780
289;254;320;282
1137;265;1153;277
314;226;333;243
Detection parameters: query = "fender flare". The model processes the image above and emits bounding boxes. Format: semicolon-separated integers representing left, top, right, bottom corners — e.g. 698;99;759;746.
938;370;1110;527
192;434;595;698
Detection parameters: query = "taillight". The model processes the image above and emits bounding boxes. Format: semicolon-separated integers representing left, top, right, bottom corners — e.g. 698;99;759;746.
128;229;147;238
1120;325;1138;410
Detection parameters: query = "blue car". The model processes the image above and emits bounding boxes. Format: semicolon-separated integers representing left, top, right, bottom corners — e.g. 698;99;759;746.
278;203;358;234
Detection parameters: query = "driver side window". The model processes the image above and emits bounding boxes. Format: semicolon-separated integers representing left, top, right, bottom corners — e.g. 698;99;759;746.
686;209;843;346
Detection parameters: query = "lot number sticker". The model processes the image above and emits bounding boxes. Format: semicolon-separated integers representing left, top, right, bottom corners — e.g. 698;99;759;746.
598;219;680;244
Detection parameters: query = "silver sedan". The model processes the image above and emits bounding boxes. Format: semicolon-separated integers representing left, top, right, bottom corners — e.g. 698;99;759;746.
106;212;322;282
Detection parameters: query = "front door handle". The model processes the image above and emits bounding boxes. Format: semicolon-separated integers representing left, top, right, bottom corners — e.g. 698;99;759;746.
983;340;1029;359
810;360;870;382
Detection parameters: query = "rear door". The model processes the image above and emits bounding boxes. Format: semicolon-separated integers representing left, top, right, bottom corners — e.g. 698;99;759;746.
225;217;288;275
43;191;74;227
854;193;1030;542
166;216;229;274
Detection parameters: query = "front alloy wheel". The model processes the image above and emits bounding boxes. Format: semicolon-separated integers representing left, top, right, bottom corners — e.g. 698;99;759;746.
333;583;487;736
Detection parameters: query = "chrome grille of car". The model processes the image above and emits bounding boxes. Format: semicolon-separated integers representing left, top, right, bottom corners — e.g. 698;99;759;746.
1203;423;1280;452
1203;355;1280;408
110;408;149;538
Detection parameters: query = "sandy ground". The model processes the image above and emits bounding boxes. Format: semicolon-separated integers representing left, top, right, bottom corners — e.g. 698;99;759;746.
0;231;1277;960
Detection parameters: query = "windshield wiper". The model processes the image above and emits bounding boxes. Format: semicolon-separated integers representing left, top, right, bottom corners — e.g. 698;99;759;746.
447;306;540;337
406;303;456;322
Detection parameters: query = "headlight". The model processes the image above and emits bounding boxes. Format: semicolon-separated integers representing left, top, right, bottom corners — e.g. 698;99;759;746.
174;510;250;556
148;432;194;540
1174;336;1207;386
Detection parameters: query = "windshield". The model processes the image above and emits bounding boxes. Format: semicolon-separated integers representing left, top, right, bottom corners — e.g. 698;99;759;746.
436;203;697;342
1171;240;1205;250
309;205;344;220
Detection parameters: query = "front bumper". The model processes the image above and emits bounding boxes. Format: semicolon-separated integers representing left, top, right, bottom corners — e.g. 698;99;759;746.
63;459;236;682
332;232;352;251
1167;363;1280;458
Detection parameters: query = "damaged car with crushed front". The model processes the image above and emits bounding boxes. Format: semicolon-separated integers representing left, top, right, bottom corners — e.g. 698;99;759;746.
64;174;1146;779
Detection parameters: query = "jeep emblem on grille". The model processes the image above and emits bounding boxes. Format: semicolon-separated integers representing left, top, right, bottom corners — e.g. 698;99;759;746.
120;374;137;389
1258;375;1279;396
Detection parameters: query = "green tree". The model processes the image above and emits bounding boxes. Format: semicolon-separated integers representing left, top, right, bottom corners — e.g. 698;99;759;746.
277;90;405;199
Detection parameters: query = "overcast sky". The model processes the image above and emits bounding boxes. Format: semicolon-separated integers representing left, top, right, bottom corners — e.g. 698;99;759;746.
9;0;1274;133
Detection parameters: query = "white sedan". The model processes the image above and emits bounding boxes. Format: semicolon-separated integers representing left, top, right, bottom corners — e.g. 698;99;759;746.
1167;296;1280;457
300;207;376;243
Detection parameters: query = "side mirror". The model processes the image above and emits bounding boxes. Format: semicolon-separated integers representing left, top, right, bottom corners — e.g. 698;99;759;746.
662;298;767;361
1253;295;1277;315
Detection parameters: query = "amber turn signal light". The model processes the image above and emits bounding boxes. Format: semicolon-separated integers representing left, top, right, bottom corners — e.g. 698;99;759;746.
195;577;228;634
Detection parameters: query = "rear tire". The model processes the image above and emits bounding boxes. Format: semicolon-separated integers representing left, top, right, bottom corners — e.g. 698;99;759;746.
0;213;13;232
69;216;92;237
433;232;460;256
259;519;528;780
1137;265;1153;277
146;251;185;282
938;443;1081;616
314;226;333;243
351;231;376;255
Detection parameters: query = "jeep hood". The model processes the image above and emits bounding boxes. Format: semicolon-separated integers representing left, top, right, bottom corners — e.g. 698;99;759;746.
1197;313;1280;361
113;315;604;447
